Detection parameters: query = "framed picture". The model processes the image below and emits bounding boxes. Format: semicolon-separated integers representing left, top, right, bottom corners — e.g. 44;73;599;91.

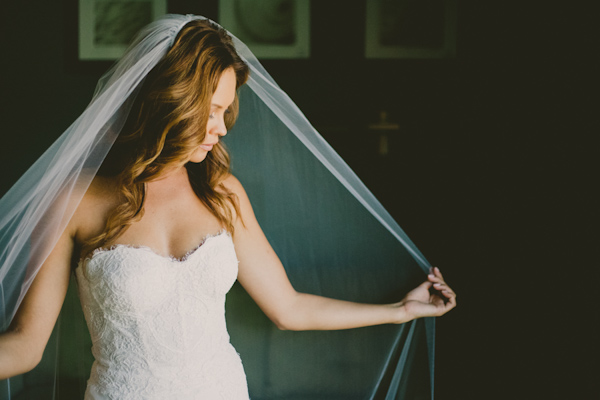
79;0;167;60
365;0;457;59
219;0;310;59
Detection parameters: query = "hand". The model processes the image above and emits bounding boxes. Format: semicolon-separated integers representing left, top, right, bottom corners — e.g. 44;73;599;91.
399;267;457;320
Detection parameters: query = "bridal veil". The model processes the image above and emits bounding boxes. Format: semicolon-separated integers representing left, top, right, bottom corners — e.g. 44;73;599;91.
0;14;435;399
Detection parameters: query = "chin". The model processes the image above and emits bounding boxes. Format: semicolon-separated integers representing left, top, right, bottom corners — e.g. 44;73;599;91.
188;150;208;163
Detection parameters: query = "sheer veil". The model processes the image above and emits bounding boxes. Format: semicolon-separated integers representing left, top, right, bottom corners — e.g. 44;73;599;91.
0;14;435;399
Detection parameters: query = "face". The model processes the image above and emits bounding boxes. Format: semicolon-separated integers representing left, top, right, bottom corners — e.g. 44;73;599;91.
189;68;237;163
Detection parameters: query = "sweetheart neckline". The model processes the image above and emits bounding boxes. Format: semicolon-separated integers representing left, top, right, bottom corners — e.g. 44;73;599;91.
79;230;230;266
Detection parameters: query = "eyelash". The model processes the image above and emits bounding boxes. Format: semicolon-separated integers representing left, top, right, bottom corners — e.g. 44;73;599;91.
209;109;231;119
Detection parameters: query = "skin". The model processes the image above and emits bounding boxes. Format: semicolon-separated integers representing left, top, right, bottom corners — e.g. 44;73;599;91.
0;68;456;379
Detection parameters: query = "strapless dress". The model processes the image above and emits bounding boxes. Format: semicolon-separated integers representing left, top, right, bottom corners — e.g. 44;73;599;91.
75;231;249;400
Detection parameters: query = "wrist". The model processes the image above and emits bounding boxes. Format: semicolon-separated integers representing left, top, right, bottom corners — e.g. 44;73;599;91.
389;301;413;324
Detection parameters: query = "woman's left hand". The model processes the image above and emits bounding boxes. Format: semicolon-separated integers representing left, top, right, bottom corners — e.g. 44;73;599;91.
399;267;457;320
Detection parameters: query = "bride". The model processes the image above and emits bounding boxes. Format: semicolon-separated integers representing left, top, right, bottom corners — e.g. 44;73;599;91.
0;15;456;399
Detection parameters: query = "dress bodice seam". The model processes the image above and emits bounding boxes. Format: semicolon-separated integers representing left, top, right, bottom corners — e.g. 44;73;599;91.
78;229;230;267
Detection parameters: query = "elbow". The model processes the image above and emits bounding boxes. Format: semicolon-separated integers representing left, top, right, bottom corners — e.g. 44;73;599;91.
270;310;305;331
22;337;46;374
15;351;43;379
28;350;44;372
0;329;45;379
6;352;43;379
267;292;309;331
273;317;298;331
273;319;302;331
0;359;40;380
274;320;290;331
271;314;293;331
17;348;44;378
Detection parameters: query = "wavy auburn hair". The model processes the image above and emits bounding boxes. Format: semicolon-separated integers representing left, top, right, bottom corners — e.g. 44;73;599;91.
83;19;249;257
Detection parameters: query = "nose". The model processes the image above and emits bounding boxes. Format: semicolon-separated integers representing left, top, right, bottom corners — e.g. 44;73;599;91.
209;116;227;138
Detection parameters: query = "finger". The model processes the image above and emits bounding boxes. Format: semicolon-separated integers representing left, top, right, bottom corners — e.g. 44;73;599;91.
432;282;444;291
439;299;456;315
429;267;445;278
436;293;456;313
431;282;455;298
433;282;454;292
420;281;433;290
433;283;452;295
441;281;456;295
445;292;457;308
429;277;448;290
445;285;456;297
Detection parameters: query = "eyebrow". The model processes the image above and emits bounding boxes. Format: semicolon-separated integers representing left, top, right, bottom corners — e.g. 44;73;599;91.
211;103;225;109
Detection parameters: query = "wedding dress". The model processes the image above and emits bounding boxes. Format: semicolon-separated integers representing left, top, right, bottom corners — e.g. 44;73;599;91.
75;231;249;400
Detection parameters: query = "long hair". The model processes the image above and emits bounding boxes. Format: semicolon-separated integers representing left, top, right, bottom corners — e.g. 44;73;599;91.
82;19;249;257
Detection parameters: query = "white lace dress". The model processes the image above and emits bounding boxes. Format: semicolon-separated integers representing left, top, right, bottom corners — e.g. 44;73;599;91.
75;231;249;400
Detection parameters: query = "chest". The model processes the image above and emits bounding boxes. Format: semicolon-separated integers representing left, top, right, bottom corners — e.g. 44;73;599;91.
112;184;224;259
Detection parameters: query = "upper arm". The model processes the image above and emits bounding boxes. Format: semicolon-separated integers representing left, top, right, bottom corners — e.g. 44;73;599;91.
8;224;75;362
6;182;89;367
222;175;298;327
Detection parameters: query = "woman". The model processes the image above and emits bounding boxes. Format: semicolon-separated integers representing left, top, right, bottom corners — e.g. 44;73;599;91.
0;15;456;399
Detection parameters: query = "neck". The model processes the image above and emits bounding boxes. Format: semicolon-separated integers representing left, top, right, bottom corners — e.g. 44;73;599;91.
150;164;188;181
146;165;189;191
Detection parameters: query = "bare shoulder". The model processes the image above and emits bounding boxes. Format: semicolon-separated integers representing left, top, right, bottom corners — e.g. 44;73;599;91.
219;173;242;192
218;174;255;223
70;175;121;245
79;175;120;210
219;174;251;204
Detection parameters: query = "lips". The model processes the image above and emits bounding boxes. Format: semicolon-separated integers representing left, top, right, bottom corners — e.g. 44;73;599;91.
199;142;217;151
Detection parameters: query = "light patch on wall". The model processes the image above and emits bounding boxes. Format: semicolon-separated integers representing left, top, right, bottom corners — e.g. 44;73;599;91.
79;0;167;60
366;0;457;59
219;0;310;59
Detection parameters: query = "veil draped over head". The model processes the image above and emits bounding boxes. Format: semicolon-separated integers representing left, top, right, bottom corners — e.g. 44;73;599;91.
0;14;435;399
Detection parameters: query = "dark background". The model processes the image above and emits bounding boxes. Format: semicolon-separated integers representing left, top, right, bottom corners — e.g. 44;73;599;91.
0;1;596;399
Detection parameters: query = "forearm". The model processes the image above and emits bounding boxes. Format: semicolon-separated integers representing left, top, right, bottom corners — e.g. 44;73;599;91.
0;329;41;380
275;292;412;331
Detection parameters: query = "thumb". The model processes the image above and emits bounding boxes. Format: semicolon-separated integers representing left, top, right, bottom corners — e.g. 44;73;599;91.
419;281;433;290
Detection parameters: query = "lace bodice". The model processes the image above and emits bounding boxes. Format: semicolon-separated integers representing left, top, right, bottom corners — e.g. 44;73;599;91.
75;231;249;400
